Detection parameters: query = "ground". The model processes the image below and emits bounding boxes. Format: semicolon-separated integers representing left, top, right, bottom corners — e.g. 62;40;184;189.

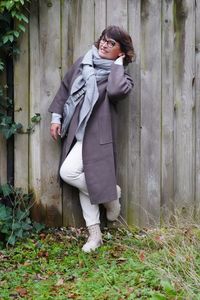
0;225;200;300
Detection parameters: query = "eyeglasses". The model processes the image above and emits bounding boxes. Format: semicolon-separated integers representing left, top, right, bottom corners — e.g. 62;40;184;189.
99;37;118;48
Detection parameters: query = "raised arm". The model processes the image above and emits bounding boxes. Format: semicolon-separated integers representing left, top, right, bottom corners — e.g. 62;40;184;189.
107;63;134;102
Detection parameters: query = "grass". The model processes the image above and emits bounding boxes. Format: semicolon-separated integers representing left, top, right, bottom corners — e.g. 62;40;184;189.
0;225;200;300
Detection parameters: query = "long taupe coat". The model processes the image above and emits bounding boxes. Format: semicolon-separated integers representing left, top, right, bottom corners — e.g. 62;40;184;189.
49;56;133;205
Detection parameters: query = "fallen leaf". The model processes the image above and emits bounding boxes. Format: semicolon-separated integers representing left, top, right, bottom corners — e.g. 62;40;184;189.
16;287;28;297
116;257;127;263
37;251;49;258
155;235;165;244
139;250;145;262
55;278;64;286
39;233;46;240
68;293;78;299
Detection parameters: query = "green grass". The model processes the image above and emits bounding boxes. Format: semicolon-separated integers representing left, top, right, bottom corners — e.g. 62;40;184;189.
0;225;200;300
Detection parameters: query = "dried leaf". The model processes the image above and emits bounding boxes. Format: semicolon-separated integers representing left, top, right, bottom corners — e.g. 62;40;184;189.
16;287;28;297
117;257;127;263
139;250;145;262
55;278;64;286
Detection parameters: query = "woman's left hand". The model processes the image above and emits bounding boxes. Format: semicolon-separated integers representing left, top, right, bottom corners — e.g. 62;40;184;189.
50;123;61;141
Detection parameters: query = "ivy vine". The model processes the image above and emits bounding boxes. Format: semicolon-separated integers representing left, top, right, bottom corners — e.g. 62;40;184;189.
0;0;41;139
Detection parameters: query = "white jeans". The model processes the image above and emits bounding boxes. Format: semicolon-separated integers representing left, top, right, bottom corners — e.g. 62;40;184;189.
60;141;100;227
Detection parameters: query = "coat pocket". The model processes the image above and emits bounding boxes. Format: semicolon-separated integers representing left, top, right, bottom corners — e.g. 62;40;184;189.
98;115;113;144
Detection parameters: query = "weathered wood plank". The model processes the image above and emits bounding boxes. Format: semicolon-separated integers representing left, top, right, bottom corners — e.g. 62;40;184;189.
61;0;85;227
14;21;29;192
30;0;62;226
107;0;127;27
127;0;141;226
173;0;195;218
73;0;95;61
107;0;129;221
94;0;106;39
140;0;161;226
29;0;43;221
161;0;174;223
195;0;200;220
0;67;7;184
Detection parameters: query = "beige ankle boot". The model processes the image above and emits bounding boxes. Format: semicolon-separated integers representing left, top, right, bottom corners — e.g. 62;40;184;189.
82;224;103;253
104;185;121;221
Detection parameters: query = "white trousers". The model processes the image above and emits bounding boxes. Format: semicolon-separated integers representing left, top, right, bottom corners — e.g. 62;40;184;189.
60;141;100;227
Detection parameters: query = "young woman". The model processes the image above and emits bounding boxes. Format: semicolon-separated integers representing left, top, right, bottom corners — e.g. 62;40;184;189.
49;25;134;252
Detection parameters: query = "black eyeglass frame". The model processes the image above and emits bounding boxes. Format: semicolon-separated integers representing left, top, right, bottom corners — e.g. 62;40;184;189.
99;37;120;49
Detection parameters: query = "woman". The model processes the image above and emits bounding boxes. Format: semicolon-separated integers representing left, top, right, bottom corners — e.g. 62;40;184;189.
49;25;134;252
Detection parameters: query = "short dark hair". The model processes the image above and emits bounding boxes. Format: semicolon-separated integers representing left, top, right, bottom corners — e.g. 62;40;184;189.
95;25;135;66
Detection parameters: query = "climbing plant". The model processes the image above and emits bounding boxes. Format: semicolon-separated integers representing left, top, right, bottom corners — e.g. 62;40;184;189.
0;0;41;139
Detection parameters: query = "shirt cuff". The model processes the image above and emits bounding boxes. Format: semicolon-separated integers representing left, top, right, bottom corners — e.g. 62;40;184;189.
51;113;62;124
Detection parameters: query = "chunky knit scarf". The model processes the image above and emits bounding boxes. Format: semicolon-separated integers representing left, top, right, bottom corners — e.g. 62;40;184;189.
61;45;113;139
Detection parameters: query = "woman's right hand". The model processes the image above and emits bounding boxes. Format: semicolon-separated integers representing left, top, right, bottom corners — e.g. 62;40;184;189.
50;123;61;141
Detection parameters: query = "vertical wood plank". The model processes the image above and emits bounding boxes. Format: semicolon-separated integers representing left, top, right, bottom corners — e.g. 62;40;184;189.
195;0;200;220
73;0;95;61
107;0;127;26
0;68;7;184
174;0;195;218
40;0;62;226
140;0;161;226
127;0;141;226
107;0;129;221
94;0;106;39
14;22;29;192
29;0;43;220
61;0;85;227
30;0;62;226
62;0;95;227
161;0;174;223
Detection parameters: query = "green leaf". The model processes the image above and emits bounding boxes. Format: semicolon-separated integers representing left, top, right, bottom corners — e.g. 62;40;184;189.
31;113;41;123
18;23;25;32
13;30;20;38
12;222;22;230
150;294;167;300
15;228;23;238
8;35;14;43
1;183;12;197
7;235;16;245
22;222;32;230
33;222;45;233
161;280;176;296
0;61;4;71
21;14;28;23
3;35;9;44
16;209;25;220
0;204;9;220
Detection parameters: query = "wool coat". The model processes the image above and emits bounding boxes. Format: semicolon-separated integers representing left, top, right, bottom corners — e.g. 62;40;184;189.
48;56;133;205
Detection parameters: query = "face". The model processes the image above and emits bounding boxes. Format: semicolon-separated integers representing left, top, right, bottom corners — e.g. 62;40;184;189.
98;36;124;60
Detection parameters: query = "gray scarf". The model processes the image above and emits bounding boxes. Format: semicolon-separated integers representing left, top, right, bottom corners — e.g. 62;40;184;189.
61;45;113;139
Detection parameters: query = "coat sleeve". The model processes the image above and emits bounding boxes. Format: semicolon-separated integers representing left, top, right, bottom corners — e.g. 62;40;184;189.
48;57;82;115
106;63;134;102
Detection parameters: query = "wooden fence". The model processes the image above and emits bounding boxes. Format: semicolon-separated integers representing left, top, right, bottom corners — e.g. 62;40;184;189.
1;0;200;227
